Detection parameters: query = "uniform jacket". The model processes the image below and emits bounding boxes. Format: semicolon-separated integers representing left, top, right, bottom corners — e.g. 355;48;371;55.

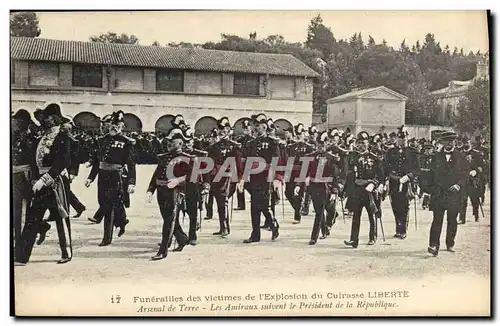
87;134;136;185
147;151;194;194
429;150;467;210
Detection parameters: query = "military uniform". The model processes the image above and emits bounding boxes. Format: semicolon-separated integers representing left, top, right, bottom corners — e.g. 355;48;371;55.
385;128;420;238
67;131;87;217
428;132;467;256
15;103;73;265
87;111;136;246
418;144;435;210
206;117;241;237
12;108;38;252
458;143;484;223
242;114;280;243
345;132;385;248
235;130;254;211
306;132;344;244
285;136;315;223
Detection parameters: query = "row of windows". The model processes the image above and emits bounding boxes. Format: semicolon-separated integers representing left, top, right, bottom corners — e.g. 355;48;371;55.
14;62;262;96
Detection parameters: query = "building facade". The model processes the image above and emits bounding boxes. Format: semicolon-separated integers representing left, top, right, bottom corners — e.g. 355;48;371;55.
431;58;489;124
11;37;319;134
326;86;407;135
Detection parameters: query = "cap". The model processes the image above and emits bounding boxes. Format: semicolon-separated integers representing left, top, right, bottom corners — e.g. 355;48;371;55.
217;117;231;130
357;131;369;141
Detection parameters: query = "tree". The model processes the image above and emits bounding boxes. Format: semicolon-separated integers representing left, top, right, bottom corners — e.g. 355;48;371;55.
10;12;41;37
89;32;139;44
306;14;336;59
454;78;490;135
151;40;160;46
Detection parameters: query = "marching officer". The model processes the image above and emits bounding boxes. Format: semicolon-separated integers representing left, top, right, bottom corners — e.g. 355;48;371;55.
206;117;241;238
344;131;385;248
183;128;210;245
15;103;73;265
305;131;344;244
458;136;484;223
85;111;136;246
418;142;435;210
285;123;315;224
235;119;254;211
385;126;420;239
12;108;39;251
239;113;281;243
428;131;467;256
146;128;204;260
63;117;87;218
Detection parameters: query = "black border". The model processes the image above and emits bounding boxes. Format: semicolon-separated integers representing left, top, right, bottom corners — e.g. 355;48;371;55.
9;9;495;319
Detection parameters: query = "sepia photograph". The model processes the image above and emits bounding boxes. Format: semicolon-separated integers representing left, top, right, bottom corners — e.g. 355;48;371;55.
10;10;491;317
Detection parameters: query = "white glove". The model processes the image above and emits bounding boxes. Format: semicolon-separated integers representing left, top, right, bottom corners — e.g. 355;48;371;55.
84;179;92;188
470;170;477;177
32;179;45;193
146;192;153;203
294;186;300;196
449;184;461;193
338;183;344;192
330;194;337;202
237;180;245;193
305;176;311;187
85;162;92;168
273;180;281;191
128;185;135;194
477;167;483;172
377;184;384;194
365;183;375;193
69;174;76;182
399;175;410;184
167;178;180;189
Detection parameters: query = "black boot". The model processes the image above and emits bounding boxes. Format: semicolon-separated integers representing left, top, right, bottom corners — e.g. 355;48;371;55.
36;222;51;245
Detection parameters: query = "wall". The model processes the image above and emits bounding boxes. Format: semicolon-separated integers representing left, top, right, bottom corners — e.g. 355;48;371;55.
11;89;313;131
327;100;356;126
11;60;313;131
359;98;403;126
405;125;455;139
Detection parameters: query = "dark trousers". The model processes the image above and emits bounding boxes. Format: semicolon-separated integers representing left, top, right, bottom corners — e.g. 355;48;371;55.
93;207;104;223
97;171;127;244
68;189;85;213
13;172;30;249
205;191;214;218
157;188;189;255
15;179;72;263
301;191;311;215
285;182;304;221
459;192;480;222
390;191;410;235
249;183;279;241
237;183;249;210
349;195;377;244
185;185;199;241
429;208;458;250
309;187;329;241
213;189;230;233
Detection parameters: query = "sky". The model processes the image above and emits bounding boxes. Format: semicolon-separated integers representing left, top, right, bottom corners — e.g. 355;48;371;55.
36;11;489;53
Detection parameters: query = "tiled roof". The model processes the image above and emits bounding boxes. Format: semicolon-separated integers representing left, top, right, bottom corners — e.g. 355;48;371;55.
326;86;407;103
11;37;320;78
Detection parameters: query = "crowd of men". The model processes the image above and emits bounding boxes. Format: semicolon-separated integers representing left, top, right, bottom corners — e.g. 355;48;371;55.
12;103;490;264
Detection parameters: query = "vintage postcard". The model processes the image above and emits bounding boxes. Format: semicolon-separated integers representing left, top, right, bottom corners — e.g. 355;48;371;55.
10;10;491;316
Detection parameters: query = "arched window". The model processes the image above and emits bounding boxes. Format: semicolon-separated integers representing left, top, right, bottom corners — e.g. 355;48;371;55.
232;117;254;136
73;112;100;131
194;116;218;136
155;114;175;134
123;113;142;132
273;118;292;137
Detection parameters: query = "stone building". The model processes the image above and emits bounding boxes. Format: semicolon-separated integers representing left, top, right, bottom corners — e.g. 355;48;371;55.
326;86;407;135
10;37;319;134
431;57;489;124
